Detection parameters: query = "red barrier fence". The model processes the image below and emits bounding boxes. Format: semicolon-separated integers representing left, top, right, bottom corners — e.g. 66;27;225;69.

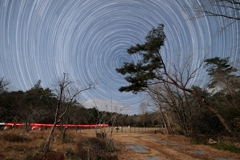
0;122;108;130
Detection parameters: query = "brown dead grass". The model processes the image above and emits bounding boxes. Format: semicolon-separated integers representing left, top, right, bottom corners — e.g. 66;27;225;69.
114;132;240;160
0;127;239;160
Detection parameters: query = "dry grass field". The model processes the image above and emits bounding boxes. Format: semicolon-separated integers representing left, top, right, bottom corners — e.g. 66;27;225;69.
0;127;239;160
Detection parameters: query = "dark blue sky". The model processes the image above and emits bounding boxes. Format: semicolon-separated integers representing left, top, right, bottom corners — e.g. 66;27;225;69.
0;0;239;114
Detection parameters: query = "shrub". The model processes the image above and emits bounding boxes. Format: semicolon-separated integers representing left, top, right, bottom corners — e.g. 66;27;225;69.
106;138;117;152
1;133;31;142
31;151;64;160
212;142;240;153
76;137;118;160
97;154;118;160
190;135;208;145
65;147;76;159
76;137;106;159
62;135;75;143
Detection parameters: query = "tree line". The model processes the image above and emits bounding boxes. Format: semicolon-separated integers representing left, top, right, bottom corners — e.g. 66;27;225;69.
0;78;162;128
0;75;163;152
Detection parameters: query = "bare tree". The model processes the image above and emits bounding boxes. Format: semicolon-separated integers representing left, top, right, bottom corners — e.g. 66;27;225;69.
41;73;92;152
191;0;240;20
189;0;240;29
139;102;148;127
146;55;205;136
87;100;127;152
147;85;172;134
92;100;127;136
59;101;79;142
17;104;48;132
0;77;9;93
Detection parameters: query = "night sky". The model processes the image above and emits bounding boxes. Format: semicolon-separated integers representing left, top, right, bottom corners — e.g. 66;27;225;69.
0;0;239;114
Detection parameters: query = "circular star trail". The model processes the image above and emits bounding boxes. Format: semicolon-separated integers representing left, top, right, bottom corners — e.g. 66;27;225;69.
0;0;239;112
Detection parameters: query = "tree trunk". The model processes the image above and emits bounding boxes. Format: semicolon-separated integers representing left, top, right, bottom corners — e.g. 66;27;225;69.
165;112;173;134
160;110;169;134
41;98;61;152
189;89;239;139
62;127;67;143
192;91;234;133
41;121;57;152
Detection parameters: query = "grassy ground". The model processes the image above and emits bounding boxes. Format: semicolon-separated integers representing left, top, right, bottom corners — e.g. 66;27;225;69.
0;127;157;160
0;127;239;160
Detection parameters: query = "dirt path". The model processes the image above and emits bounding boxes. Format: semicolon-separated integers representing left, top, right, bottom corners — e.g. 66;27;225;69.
112;132;240;160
